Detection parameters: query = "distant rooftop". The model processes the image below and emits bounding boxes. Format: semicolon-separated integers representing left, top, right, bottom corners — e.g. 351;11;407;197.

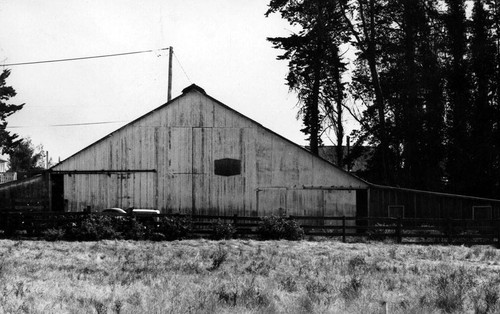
306;145;373;172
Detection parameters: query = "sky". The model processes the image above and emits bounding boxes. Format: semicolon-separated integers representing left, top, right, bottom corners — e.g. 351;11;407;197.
0;1;352;164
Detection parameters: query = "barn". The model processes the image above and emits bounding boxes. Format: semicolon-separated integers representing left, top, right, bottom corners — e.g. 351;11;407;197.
1;83;498;223
47;84;369;217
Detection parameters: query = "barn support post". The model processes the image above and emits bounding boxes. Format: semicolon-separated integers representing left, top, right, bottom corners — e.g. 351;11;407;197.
396;216;402;244
447;216;452;244
496;219;500;249
342;216;346;242
233;214;238;234
48;173;53;212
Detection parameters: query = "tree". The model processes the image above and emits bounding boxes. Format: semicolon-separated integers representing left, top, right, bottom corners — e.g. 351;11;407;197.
266;0;349;158
0;69;24;153
442;0;470;195
339;0;392;182
7;138;47;172
468;0;497;197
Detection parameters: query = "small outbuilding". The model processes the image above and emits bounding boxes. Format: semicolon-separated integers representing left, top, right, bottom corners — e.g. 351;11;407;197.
48;84;369;217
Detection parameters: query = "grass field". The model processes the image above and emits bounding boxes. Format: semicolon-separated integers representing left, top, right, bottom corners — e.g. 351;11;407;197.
0;239;499;314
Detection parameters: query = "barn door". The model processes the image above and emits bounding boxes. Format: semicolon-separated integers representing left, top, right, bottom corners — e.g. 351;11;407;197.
116;172;157;210
51;174;65;211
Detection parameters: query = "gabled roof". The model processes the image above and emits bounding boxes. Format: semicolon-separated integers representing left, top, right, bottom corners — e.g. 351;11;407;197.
50;84;369;185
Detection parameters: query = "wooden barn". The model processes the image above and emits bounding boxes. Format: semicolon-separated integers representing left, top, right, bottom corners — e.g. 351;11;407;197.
48;84;369;217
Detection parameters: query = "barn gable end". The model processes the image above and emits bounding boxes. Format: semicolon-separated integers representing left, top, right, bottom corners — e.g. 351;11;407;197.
52;84;368;215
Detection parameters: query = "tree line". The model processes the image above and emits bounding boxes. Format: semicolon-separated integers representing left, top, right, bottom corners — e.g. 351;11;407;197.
267;0;500;199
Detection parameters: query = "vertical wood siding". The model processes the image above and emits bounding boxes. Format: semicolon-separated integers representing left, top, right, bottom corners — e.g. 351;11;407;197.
53;90;368;214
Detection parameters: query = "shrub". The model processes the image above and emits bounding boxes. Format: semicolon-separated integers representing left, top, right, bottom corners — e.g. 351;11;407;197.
257;215;304;240
212;219;236;240
42;228;66;241
366;223;396;241
119;217;146;240
68;214;121;241
156;215;192;240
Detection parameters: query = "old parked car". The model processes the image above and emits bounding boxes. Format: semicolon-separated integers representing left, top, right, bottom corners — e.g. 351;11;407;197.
101;208;160;222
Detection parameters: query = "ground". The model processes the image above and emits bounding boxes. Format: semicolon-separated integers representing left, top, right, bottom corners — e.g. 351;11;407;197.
0;239;499;313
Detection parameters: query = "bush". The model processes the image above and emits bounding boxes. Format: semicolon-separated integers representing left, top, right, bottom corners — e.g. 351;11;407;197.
156;215;192;240
68;214;122;241
42;228;66;241
257;215;304;240
212;219;236;240
119;217;146;240
366;223;396;241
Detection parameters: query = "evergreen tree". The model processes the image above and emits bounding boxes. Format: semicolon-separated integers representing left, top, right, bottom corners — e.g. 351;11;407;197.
267;0;349;157
0;69;24;153
469;0;497;197
444;0;472;195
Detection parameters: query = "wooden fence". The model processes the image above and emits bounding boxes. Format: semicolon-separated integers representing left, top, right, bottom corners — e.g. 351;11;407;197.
0;212;499;246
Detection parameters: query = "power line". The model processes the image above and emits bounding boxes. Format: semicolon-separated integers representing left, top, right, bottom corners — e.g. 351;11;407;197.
173;51;192;83
6;120;126;128
1;48;170;67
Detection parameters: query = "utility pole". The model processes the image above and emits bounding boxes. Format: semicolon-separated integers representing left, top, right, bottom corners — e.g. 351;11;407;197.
168;46;173;102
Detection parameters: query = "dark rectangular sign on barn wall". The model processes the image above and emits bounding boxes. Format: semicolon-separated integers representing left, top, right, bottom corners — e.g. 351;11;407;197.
214;158;241;176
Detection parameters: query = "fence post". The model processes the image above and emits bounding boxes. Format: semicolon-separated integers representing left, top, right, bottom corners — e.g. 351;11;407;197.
497;219;500;249
447;216;452;244
342;216;346;243
233;214;238;235
396;216;402;244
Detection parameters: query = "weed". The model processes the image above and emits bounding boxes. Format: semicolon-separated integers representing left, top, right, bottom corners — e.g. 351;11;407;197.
216;284;238;306
388;247;397;259
298;295;314;313
114;300;123;314
341;276;363;302
433;266;474;313
347;255;367;273
90;298;107;314
208;246;228;271
474;277;500;314
482;249;497;261
278;274;298;292
245;260;271;276
306;280;333;303
126;291;143;307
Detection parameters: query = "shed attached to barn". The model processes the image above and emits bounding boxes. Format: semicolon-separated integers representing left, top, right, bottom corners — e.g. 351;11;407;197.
49;84;369;217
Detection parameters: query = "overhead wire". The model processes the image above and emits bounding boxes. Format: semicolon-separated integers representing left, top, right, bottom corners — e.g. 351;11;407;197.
1;48;170;67
1;47;176;128
173;51;192;83
6;121;127;129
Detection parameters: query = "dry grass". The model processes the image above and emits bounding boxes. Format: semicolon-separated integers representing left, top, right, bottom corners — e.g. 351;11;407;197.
0;239;499;313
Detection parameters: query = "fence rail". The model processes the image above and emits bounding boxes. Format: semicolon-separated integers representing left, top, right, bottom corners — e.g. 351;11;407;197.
0;211;498;245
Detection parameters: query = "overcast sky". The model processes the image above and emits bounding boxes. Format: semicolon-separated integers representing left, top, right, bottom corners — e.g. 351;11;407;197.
0;1;350;163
